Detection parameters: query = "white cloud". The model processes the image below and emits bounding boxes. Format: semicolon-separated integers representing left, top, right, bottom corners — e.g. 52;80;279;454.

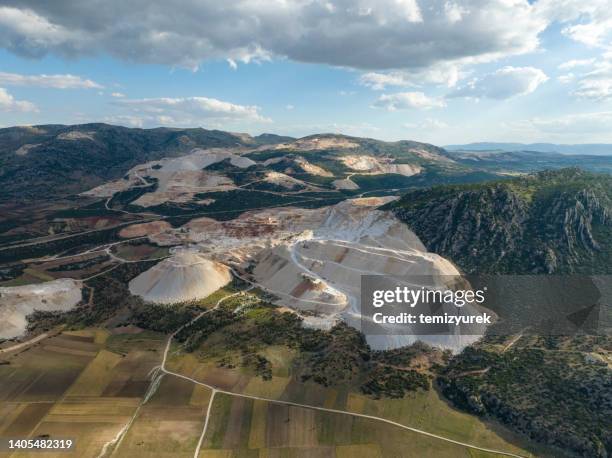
404;118;449;129
361;73;415;90
0;1;547;71
444;2;468;23
360;63;463;90
102;114;145;128
450;66;548;99
572;61;612;100
110;92;125;98
563;16;612;48
373;92;446;110
114;95;270;127
286;121;380;138
0;71;102;89
0;6;84;58
285;104;294;110
558;73;575;84
508;111;612;141
558;59;596;70
536;0;612;48
0;87;38;112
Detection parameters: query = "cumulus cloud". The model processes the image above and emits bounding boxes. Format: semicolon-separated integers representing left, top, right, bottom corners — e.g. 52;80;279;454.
558;73;575;84
373;92;446;110
558;58;596;70
450;66;548;99
536;0;612;48
0;87;37;112
0;71;102;89
360;63;463;90
0;1;547;71
571;61;612;100
113;96;270;127
111;92;125;98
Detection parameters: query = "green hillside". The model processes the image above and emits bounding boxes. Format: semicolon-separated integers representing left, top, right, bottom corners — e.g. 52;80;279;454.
387;168;612;274
388;168;612;457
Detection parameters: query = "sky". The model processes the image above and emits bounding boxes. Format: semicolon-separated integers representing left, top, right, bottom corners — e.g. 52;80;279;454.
0;0;611;145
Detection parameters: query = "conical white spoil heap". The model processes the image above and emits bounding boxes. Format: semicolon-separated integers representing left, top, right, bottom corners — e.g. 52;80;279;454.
129;252;231;304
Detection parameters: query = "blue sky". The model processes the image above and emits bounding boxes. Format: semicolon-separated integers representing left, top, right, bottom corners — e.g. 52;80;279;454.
0;0;611;144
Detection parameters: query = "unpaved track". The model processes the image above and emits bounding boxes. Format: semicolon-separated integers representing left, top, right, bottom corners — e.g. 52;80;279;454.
0;331;51;354
154;282;529;458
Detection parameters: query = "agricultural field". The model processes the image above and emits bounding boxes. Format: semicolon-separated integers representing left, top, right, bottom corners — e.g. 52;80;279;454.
198;393;509;457
0;328;165;458
113;376;212;457
162;301;538;458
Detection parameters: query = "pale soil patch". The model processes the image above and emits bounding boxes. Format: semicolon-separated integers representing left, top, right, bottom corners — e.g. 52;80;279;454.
0;278;82;339
81;177;136;198
119;221;172;238
336;155;422;176
276;137;360;151
15;143;40;156
337;154;381;171
57;131;96;141
332;178;359;190
264;171;307;189
294;157;333;177
132;170;235;207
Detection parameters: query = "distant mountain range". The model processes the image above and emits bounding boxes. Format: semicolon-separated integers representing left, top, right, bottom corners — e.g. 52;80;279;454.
445;142;612;156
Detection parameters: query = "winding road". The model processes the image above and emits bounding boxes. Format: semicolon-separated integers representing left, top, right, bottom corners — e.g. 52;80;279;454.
152;283;530;458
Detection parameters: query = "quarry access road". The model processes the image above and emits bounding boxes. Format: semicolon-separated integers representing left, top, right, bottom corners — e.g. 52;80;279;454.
157;284;529;458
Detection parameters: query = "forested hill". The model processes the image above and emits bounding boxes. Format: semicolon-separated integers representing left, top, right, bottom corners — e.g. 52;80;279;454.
386;168;612;274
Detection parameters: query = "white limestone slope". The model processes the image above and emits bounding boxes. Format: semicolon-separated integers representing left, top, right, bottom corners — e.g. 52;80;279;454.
336;155;422;176
82;147;255;204
135;196;487;352
0;279;82;339
248;198;482;351
128;251;231;304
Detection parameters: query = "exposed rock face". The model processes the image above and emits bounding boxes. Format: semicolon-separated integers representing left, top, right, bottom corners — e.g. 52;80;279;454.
0;278;82;339
389;168;612;274
134;197;476;351
336;154;422;176
128;251;231;304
